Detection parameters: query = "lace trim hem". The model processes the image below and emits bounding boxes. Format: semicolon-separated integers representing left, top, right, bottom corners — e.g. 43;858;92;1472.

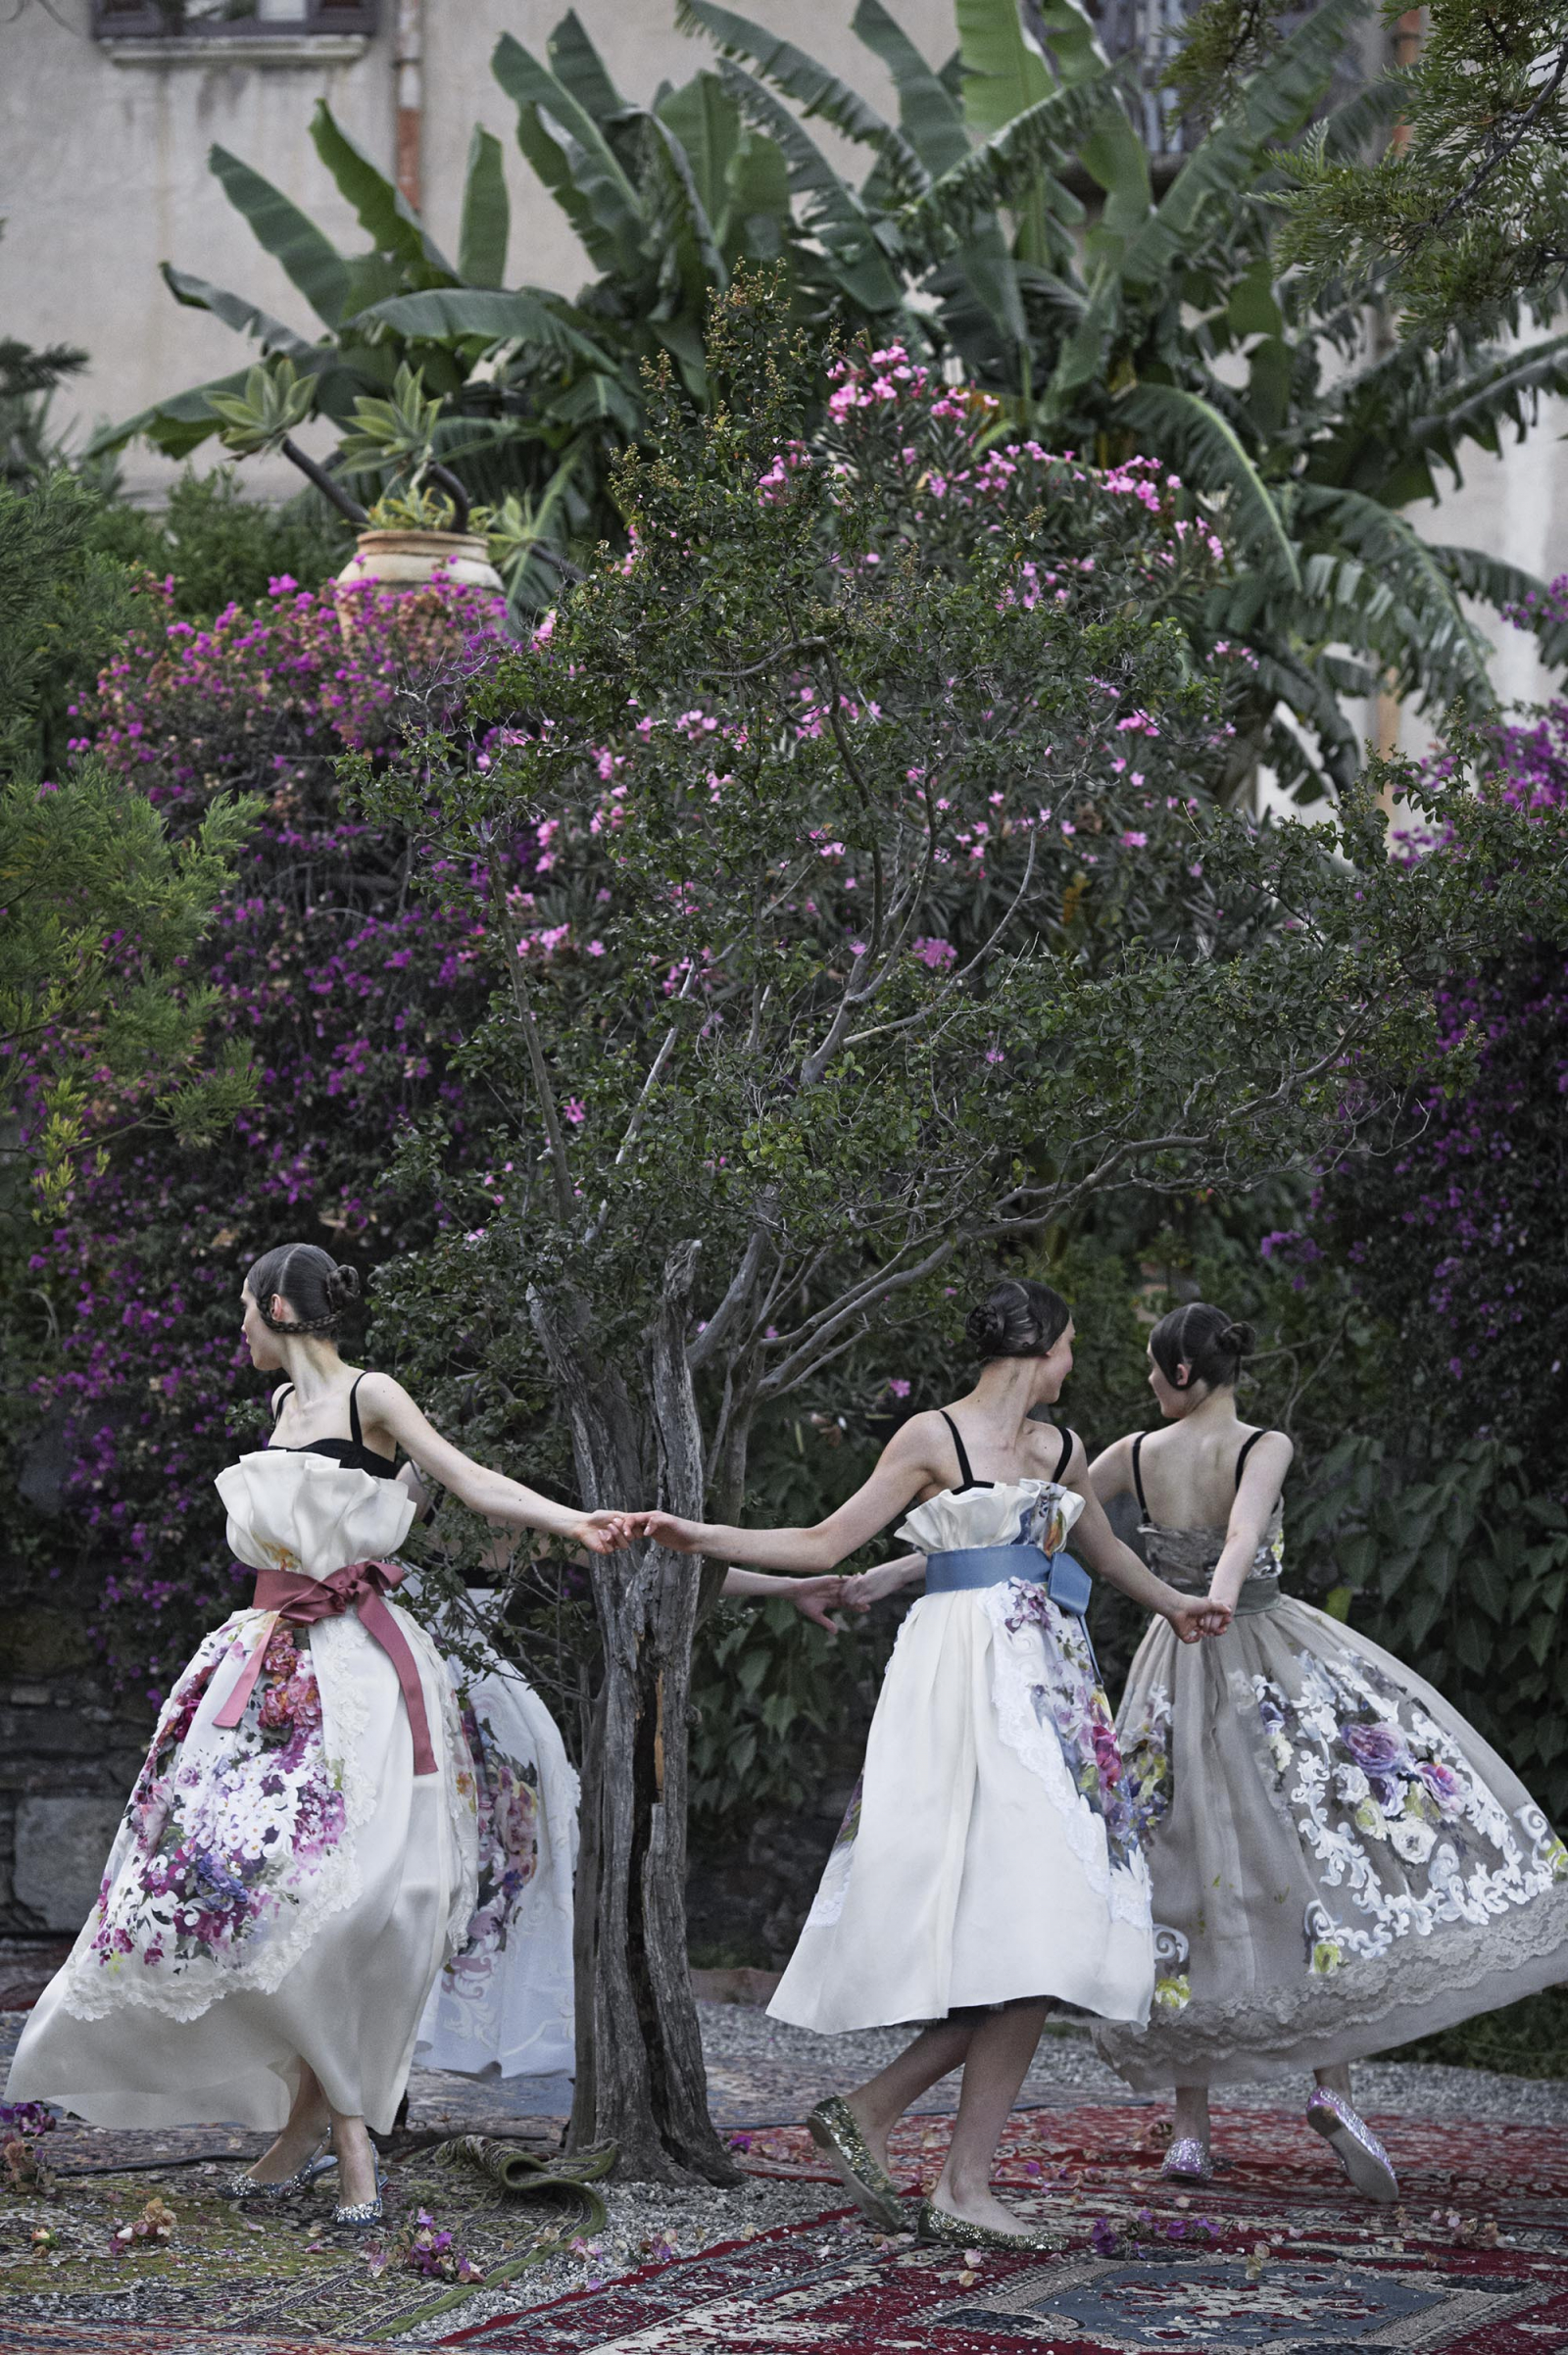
1095;1872;1568;2076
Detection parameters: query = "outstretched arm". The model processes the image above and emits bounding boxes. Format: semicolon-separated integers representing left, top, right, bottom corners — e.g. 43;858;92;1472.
639;1413;950;1572
356;1372;636;1553
841;1553;927;1606
721;1568;851;1632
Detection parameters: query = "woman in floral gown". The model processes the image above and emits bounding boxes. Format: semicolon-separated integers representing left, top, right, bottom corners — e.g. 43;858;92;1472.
1088;1301;1568;2201
643;1278;1224;2250
7;1243;633;2224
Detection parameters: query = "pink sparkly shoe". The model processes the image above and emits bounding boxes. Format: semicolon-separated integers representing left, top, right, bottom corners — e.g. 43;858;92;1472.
1160;2134;1212;2183
1306;2087;1398;2203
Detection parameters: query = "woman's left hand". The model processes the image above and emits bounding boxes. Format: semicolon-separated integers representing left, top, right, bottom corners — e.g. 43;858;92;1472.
635;1510;709;1553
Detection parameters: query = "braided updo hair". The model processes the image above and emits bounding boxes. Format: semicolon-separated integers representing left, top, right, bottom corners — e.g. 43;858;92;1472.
965;1277;1071;1362
245;1242;361;1337
1149;1300;1255;1394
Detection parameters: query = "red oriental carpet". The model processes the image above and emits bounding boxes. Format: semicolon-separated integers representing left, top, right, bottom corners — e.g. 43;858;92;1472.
433;2106;1568;2354
5;2105;1568;2351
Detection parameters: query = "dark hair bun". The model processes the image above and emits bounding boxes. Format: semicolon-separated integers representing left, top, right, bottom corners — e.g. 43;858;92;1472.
966;1277;1071;1362
325;1262;362;1309
965;1302;1008;1353
1150;1300;1254;1392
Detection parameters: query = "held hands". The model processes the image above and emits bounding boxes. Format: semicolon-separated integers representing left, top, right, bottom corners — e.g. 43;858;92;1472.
1165;1593;1233;1644
840;1556;922;1608
787;1575;853;1633
573;1510;643;1553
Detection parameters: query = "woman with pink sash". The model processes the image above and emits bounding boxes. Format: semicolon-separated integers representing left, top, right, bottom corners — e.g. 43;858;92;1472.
7;1243;632;2226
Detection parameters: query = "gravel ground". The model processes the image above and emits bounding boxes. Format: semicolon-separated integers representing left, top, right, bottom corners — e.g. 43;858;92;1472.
699;1997;1568;2124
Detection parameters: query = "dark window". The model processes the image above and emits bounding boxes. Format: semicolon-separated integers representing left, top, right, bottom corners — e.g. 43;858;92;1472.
93;0;378;36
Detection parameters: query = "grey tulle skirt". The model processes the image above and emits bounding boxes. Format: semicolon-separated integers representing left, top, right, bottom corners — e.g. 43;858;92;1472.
1094;1590;1568;2088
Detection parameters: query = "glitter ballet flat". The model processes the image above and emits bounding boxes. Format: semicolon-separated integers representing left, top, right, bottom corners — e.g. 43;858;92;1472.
1306;2087;1398;2204
915;2198;1065;2254
806;2094;909;2231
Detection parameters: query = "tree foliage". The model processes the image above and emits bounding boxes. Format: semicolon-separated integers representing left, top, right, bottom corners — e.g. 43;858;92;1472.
1275;0;1568;334
354;279;1567;2176
0;474;256;1198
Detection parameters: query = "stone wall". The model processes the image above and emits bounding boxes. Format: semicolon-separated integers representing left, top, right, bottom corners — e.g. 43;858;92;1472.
0;1545;151;1938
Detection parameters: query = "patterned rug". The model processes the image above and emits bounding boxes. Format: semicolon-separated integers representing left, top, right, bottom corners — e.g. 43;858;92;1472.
434;2107;1568;2353
5;2106;1568;2350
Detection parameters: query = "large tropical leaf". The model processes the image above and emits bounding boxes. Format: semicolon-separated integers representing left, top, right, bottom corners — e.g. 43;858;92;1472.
897;75;1114;262
1115;0;1368;289
1410;331;1568;476
458;128;511;288
208;146;350;329
711;58;906;311
1427;543;1551;622
658;70;746;237
309;103;455;281
724;128;795;260
349;288;619;371
1296;481;1496;704
547;10;627;125
492;32;646;279
676;0;927;200
160;268;318;361
851;0;968;177
639;111;730;325
1119;382;1302;588
955;0;1052;138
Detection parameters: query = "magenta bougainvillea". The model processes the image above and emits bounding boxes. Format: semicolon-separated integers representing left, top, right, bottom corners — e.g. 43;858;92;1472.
28;573;512;1698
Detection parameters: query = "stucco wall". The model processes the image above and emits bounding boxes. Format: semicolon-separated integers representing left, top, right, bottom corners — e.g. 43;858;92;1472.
0;0;954;494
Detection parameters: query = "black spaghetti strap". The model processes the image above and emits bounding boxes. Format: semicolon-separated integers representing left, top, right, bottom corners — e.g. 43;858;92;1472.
271;1382;294;1424
348;1372;367;1449
1132;1432;1150;1518
939;1409;976;1492
1235;1429;1269;1491
1054;1426;1075;1482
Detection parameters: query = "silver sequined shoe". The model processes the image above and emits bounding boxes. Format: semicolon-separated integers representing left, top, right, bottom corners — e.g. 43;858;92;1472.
331;2164;386;2231
1306;2087;1398;2203
1159;2134;1213;2183
222;2134;329;2204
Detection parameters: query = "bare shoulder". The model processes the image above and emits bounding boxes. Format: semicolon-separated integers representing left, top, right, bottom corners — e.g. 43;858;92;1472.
880;1407;950;1470
353;1369;417;1426
1246;1426;1295;1468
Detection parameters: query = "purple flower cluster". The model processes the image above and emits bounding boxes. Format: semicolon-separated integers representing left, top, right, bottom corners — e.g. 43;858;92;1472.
29;576;514;1691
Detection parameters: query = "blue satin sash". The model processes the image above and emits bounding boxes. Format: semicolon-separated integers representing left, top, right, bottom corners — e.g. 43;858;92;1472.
925;1545;1100;1677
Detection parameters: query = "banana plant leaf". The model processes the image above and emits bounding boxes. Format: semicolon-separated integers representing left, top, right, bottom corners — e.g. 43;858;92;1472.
458;128;511;288
208;145;350;329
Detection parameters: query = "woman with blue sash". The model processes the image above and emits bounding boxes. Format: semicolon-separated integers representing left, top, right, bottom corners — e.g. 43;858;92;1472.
642;1278;1224;2249
1089;1302;1568;2205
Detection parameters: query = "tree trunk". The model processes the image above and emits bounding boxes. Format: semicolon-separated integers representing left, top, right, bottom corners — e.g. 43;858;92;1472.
531;1261;743;2185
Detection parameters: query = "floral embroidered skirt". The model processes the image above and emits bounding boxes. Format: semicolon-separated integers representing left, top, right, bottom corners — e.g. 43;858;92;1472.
7;1602;478;2134
769;1581;1154;2035
1095;1592;1568;2088
416;1647;578;2081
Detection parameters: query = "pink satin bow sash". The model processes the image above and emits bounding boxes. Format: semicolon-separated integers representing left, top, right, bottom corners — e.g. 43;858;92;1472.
212;1558;437;1776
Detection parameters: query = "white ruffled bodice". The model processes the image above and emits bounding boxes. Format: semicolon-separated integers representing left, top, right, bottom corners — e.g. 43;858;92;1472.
896;1478;1084;1558
215;1450;416;1582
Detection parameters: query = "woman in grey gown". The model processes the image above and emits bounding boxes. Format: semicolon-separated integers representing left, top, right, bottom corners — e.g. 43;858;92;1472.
1089;1302;1568;2201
